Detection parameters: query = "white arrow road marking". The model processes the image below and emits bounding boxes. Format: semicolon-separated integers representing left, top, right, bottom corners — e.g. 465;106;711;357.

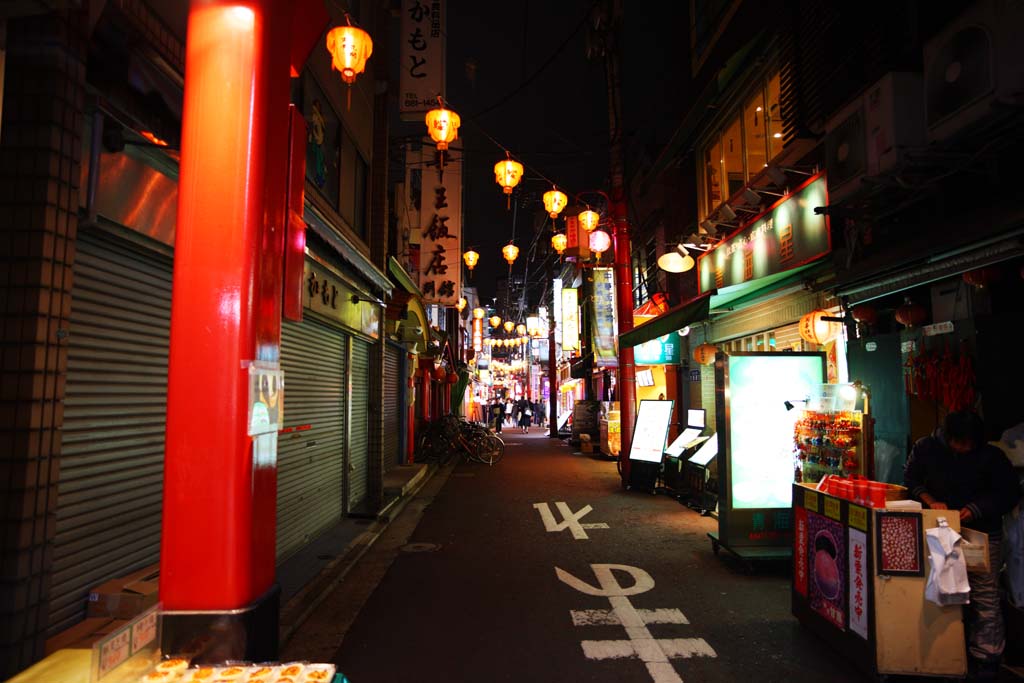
534;502;609;539
571;608;690;626
557;564;717;683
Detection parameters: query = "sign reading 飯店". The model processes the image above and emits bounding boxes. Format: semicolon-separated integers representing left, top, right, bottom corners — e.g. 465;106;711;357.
698;173;831;294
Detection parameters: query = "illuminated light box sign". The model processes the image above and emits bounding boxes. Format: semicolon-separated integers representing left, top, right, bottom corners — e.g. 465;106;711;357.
634;334;682;365
698;174;831;294
724;353;825;510
562;287;579;352
628;399;674;463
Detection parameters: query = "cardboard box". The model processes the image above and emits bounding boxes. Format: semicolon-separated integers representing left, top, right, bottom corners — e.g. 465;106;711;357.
87;564;160;620
44;617;129;654
962;527;991;573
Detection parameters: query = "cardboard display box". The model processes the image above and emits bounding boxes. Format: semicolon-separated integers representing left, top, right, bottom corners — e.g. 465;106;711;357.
87;563;160;620
44;616;128;654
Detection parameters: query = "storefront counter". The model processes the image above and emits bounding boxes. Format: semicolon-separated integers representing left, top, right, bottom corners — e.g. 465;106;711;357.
792;483;967;678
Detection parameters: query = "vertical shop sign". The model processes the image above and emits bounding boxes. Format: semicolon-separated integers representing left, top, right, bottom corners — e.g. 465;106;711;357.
562;288;579;352
848;528;869;639
399;0;445;120
794;505;808;596
591;267;619;368
419;142;461;306
472;317;483;352
554;278;563;345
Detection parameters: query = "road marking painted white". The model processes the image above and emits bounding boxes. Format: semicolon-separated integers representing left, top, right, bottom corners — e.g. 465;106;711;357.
533;502;608;539
557;563;717;683
571;608;689;626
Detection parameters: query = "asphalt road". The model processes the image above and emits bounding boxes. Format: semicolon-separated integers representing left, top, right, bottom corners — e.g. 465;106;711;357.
283;430;878;682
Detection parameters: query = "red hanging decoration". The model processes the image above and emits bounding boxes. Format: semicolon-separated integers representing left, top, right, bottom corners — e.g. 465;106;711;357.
962;265;1002;289
850;304;877;325
894;299;927;328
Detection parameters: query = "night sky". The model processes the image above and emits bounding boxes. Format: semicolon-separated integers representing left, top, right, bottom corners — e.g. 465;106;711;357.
434;0;690;307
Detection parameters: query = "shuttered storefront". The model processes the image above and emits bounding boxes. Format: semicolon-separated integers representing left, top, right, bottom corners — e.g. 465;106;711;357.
347;339;371;512
277;319;347;563
382;343;403;473
50;229;172;636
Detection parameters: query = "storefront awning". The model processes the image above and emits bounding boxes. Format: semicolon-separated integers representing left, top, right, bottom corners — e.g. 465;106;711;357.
619;263;821;348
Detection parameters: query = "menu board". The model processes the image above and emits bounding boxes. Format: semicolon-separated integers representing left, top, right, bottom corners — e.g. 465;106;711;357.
628;400;674;463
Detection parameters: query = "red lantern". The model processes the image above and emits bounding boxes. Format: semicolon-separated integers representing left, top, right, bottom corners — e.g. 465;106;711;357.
693;343;718;365
894;299;927;328
447;372;459;384
433;366;447;380
850;304;877;325
798;309;841;346
962;265;1002;289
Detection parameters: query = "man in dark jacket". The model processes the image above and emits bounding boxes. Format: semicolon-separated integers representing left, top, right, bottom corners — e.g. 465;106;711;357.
904;410;1021;681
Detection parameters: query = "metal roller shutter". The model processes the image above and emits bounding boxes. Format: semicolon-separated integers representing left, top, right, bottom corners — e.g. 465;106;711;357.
277;319;347;563
348;339;370;512
382;344;403;473
51;229;172;637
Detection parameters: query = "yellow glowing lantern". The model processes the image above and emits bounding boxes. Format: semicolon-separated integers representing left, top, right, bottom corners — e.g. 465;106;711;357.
798;309;841;345
326;22;373;86
424;103;461;151
463;249;479;272
457;298;467;312
472;307;485;320
693;343;718;365
502;242;520;266
578;207;599;233
503;321;515;333
551;233;567;255
494;153;524;209
489;315;501;328
543;187;568;219
589;229;611;259
516;323;527;336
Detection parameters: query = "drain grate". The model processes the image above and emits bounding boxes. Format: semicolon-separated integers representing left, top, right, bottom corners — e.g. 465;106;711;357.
400;542;442;553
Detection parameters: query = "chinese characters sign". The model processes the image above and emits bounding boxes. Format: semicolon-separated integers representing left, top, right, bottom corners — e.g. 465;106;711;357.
472;317;482;352
592;267;618;368
848;527;869;639
400;0;445;120
304;262;380;339
698;174;831;293
562;288;579;352
418;142;462;306
633;334;681;365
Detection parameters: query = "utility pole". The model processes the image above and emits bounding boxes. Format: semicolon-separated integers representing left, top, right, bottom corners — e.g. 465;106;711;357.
600;0;635;484
548;254;559;437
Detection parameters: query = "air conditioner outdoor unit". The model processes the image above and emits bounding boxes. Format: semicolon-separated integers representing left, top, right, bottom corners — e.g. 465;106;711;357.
923;0;1024;143
823;72;925;205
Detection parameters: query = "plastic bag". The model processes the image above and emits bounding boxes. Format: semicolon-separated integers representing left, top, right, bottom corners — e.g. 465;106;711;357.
1004;505;1024;608
924;517;971;606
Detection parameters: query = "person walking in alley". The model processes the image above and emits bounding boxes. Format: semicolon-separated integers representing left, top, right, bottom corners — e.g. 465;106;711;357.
491;399;503;434
904;410;1021;681
516;396;532;434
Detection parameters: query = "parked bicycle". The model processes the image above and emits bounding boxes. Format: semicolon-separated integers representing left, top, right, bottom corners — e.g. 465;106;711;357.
415;414;505;466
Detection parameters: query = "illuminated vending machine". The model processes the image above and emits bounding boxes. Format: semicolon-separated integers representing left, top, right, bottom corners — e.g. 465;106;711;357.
708;352;826;567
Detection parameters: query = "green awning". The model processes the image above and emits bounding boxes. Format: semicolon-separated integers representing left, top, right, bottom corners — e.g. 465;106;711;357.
620;263;821;348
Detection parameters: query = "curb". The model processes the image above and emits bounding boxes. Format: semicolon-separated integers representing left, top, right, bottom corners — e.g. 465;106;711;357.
278;463;439;647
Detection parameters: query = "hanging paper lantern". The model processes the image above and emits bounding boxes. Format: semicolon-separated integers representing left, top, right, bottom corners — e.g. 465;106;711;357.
589;229;611;257
516;323;527;336
850;304;877;325
489;315;501;328
894;298;928;328
462;250;480;272
693;343;718;365
962;265;1002;289
798;309;841;346
543;187;568;219
494;153;524;209
551;233;567;255
502;243;520;266
503;321;515;333
472;307;485;320
578;207;600;233
433;366;447;380
425;104;461;151
457;298;467;312
447;372;459;384
325;23;373;86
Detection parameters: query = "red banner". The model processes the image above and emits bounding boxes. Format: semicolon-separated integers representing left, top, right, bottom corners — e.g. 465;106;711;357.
794;505;808;597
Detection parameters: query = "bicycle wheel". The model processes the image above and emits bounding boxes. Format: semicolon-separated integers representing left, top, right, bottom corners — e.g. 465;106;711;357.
475;434;505;465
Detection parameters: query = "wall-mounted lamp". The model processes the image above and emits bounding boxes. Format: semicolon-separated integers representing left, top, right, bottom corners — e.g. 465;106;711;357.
656;243;695;273
740;188;762;206
784;398;809;412
765;166;788;187
719;203;737;221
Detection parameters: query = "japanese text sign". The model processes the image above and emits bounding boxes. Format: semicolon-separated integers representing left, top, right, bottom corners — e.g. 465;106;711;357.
592;267;618;368
400;0;445;120
418;141;462;306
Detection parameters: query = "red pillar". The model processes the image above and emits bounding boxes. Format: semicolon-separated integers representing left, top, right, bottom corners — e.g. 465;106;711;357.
161;0;320;613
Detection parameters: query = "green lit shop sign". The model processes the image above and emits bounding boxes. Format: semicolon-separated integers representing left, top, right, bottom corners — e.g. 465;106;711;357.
698;174;831;294
634;334;682;365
